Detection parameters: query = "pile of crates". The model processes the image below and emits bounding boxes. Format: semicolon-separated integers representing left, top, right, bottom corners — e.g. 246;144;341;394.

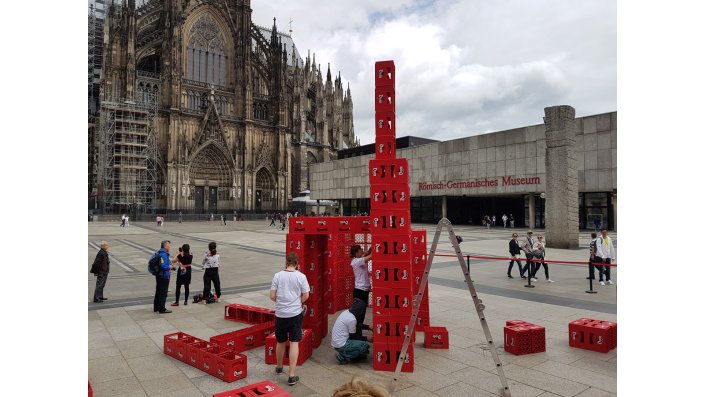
369;60;430;373
285;218;372;351
164;332;247;382
569;318;617;353
503;320;546;355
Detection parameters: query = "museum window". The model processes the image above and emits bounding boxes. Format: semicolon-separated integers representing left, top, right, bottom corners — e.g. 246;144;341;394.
410;196;442;223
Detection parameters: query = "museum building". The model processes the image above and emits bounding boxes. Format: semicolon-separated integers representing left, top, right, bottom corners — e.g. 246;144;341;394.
309;110;617;230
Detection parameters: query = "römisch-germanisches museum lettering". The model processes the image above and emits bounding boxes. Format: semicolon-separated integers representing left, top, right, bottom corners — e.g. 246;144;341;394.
418;175;541;191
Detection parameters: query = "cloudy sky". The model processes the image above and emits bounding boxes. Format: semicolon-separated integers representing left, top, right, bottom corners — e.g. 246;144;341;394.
251;0;616;146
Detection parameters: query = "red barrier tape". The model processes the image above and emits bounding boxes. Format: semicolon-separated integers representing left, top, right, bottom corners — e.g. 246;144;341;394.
431;253;617;267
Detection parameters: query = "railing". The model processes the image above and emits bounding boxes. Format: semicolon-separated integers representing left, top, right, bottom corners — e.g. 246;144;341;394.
137;70;160;80
182;79;229;92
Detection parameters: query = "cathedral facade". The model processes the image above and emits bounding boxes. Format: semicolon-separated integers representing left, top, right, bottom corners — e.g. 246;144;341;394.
94;0;355;214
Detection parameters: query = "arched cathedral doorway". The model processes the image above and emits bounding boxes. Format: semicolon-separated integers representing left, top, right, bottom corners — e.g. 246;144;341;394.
255;168;275;212
189;144;233;213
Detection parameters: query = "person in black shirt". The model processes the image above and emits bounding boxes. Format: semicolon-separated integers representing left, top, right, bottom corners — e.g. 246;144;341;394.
171;244;193;306
508;233;524;278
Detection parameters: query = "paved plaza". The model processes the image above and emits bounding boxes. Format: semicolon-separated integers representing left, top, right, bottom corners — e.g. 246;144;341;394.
88;220;617;397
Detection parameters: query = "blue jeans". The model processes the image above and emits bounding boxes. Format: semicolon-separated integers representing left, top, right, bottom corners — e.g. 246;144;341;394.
335;339;370;363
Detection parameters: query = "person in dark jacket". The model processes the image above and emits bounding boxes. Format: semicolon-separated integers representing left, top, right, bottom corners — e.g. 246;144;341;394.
90;241;110;302
507;233;524;278
153;240;174;313
171;244;193;306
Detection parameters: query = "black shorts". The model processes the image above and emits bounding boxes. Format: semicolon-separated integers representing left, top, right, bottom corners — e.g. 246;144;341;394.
274;312;304;343
353;288;370;305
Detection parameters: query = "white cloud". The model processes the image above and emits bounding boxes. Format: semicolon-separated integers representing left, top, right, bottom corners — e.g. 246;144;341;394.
252;0;616;145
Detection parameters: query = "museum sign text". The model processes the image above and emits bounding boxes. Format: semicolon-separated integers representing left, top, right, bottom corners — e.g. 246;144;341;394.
418;175;541;191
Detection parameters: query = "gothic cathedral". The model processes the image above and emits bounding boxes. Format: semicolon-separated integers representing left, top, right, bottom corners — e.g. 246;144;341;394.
95;0;355;214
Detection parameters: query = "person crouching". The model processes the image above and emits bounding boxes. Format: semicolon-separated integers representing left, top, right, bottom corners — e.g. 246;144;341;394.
331;298;373;364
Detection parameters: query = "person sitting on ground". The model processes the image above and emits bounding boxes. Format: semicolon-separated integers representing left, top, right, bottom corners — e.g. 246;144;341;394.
332;376;390;397
331;298;372;364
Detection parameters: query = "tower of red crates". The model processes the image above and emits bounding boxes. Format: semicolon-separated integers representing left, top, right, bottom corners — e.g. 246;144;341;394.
370;60;429;372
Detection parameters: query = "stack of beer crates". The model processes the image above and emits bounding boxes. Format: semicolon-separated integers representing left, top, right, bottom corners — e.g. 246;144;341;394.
370;60;414;372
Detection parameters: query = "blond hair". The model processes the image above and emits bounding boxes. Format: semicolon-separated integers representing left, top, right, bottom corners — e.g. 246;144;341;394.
332;377;389;397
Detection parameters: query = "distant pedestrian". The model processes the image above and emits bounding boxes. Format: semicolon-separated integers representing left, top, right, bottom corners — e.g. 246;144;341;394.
201;242;221;302
178;211;183;223
595;228;615;286
502;214;508;228
529;235;553;282
171;244;193;306
221;214;226;226
331;298;372;364
153;240;173;313
492;215;496;226
270;252;310;386
587;232;603;281
507;233;524;278
270;215;276;227
125;216;130;227
509;214;515;228
121;214;126;227
90;241;110;302
594;218;602;231
521;230;535;278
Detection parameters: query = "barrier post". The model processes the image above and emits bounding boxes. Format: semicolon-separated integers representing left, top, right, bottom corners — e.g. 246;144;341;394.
466;255;471;279
586;260;597;294
524;257;535;288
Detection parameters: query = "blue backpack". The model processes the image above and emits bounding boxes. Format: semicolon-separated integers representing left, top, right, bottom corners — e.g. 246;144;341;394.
148;252;161;275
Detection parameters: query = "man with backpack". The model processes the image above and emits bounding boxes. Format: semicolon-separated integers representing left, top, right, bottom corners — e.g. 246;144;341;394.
151;240;174;313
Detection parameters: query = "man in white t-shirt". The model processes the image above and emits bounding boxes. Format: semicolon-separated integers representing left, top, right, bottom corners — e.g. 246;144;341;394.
350;245;373;327
331;298;372;364
270;253;310;386
595;228;616;286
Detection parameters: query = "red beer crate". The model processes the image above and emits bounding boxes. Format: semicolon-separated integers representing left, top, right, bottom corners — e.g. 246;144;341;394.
373;341;413;372
373;315;415;344
506;320;529;327
423;326;449;349
412;252;427;268
375;135;397;159
369;159;409;185
569;318;616;352
372;288;413;316
372;262;412;289
375;60;395;88
164;332;196;358
202;345;230;375
410;229;426;249
287;217;330;233
213;351;247;382
374;111;396;137
211;321;275;352
371;184;410;209
504;325;532;355
374;86;395;114
370;210;411;235
224;304;275;325
347;217;371;232
412;269;428;290
372;234;411;260
415;309;430;329
213;380;292;397
88;381;92;397
186;340;212;367
525;324;546;353
264;329;312;366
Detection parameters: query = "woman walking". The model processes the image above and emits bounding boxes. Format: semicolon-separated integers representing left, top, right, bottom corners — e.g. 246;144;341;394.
171;244;193;306
201;241;222;302
530;235;554;282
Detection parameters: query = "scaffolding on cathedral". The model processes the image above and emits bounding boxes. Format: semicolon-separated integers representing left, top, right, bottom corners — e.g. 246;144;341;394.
97;94;160;214
88;4;104;205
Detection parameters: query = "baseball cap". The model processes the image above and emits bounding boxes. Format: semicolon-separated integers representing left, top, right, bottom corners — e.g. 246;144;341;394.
527;230;533;234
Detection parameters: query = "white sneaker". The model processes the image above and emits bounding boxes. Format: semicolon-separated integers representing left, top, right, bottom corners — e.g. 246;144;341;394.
607;280;614;285
599;281;606;286
546;279;555;283
530;278;537;282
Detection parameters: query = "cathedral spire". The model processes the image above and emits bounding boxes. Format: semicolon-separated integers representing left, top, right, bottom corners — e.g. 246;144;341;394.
326;63;331;82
